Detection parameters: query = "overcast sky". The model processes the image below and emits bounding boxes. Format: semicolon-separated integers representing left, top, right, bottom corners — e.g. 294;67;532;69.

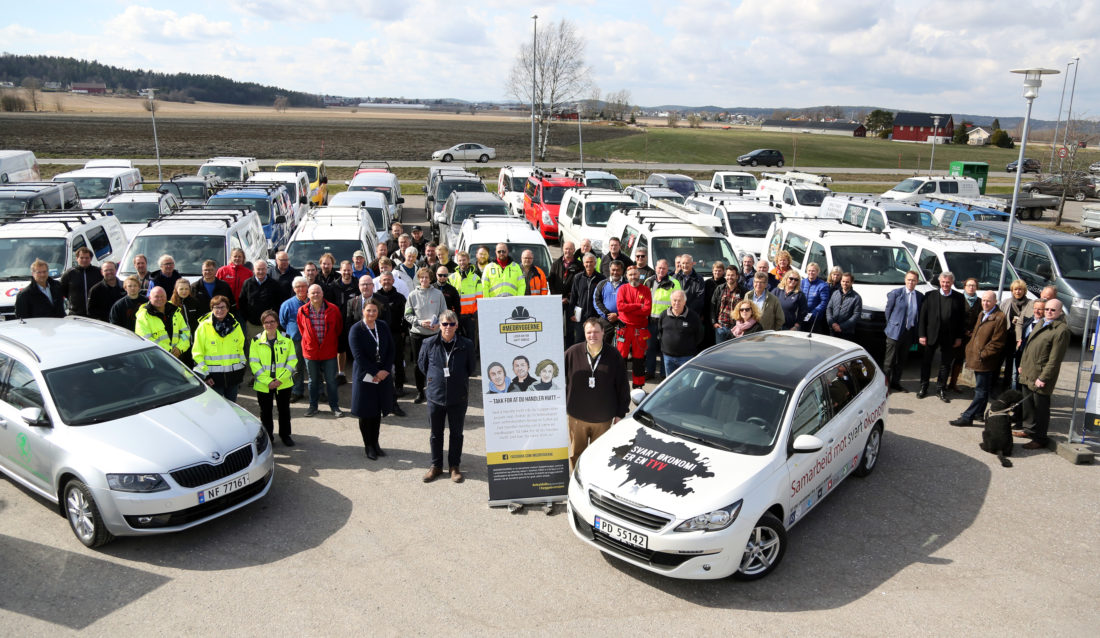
3;1;1096;119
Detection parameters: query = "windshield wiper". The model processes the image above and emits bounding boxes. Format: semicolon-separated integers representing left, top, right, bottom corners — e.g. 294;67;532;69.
672;428;735;452
633;408;669;433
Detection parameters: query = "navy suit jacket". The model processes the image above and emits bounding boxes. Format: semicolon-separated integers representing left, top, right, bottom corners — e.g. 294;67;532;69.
885;286;923;341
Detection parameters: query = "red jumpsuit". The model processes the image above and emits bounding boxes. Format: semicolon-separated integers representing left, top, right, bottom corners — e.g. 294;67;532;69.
616;283;652;387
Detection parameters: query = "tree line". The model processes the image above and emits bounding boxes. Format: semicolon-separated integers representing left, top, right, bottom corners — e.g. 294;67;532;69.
0;54;323;108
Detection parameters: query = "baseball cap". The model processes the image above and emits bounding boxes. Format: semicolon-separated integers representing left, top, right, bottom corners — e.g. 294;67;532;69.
353;250;365;258
410;225;423;232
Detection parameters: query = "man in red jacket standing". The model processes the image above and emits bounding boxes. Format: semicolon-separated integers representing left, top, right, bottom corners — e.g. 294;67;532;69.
216;248;253;303
616;265;652;389
297;283;344;417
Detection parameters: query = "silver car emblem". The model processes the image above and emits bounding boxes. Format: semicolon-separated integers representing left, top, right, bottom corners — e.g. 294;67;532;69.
211;451;221;461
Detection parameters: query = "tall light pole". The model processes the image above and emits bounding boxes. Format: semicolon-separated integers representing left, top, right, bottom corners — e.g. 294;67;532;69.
1058;56;1080;173
928;115;941;175
1048;59;1074;170
576;102;583;169
996;67;1060;301
147;88;162;181
530;14;537;168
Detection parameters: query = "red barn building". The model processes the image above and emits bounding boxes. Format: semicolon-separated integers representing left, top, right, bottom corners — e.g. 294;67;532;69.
891;112;953;143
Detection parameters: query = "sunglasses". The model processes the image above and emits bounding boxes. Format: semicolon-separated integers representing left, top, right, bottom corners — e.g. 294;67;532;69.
739;307;753;312
440;322;457;327
437;274;449;278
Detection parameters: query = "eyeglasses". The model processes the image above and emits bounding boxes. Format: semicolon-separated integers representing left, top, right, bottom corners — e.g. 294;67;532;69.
1044;308;1060;313
213;305;228;310
739;307;753;312
262;320;278;325
437;274;449;278
440;322;457;327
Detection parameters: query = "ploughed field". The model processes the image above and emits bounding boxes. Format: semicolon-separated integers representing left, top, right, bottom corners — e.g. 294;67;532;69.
0;114;639;161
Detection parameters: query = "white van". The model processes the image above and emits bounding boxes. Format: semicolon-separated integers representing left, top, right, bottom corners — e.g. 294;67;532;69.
327;191;392;244
710;170;758;193
119;208;267;280
818;194;937;232
198;157;260;182
83;159;135;169
52;167;143;209
0;150;40;183
0;210;128;319
605;201;737;278
250;171;311;226
347;171;404;222
455;216;552;276
685;193;782;261
497;165;534;216
558;188;640;254
285;207;379;269
890;225;1028;301
755;172;832;217
881;176;981;203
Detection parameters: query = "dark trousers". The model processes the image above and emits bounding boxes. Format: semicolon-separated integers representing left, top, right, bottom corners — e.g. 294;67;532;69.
358;415;381;450
1020;385;1051;443
920;337;954;388
428;401;467;469
210;375;240;403
645;316;661;376
257;387;292;438
410;333;431;391
562;307;576;348
598;317;617;347
960;371;993;421
392;331;407;389
459;314;478;348
884;331;914;386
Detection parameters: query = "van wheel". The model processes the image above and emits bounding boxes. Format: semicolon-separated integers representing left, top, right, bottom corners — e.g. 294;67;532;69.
732;513;786;580
479;154;490;163
776;160;784;168
1032;208;1043;220
442;154;453;163
750;159;759;167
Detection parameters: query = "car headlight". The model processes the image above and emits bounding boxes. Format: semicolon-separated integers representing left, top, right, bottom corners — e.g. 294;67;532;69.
572;463;584;489
255;427;270;455
674;499;742;532
107;473;169;492
542;210;554;225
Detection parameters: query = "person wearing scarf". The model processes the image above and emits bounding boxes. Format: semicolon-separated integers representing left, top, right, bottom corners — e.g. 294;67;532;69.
732;301;763;338
998;279;1031;390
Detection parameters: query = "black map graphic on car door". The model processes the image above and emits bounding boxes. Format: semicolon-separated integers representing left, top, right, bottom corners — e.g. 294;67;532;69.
609;427;714;496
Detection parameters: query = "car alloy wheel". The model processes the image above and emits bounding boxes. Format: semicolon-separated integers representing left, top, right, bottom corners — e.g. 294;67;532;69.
1074;191;1087;202
776;160;784;167
442;154;453;163
65;480;114;548
734;513;786;580
750;159;759;167
855;424;883;477
479;154;489;163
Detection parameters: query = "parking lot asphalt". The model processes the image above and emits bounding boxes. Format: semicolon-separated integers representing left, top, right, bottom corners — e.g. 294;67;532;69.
2;198;1098;636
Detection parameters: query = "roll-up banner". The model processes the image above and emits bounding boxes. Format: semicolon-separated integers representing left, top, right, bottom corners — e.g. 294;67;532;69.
1081;312;1100;443
478;295;569;506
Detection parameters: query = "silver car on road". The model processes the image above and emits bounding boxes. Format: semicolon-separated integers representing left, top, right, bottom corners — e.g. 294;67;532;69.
0;318;274;547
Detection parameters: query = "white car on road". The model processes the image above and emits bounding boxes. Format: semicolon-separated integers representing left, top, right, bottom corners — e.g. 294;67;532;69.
432;143;495;163
568;331;887;580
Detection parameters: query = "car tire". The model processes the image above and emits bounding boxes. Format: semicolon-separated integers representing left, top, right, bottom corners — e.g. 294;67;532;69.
732;512;787;581
750;159;759;167
442;154;453;163
1032;208;1044;220
776;160;784;168
854;423;883;477
1029;188;1041;196
65;479;114;548
479;154;489;163
1074;191;1087;202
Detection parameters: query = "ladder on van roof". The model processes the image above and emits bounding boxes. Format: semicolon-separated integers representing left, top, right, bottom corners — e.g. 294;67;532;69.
648;199;723;230
760;171;833;186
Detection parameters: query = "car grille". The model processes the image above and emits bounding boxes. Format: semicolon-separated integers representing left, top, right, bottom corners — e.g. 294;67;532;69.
125;472;271;529
170;445;254;488
573;511;694;568
589;489;672;531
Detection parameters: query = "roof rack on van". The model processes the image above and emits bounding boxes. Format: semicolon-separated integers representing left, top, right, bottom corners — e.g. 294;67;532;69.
893;223;998;245
207;156;257;164
932;193;1015;212
0;209;114;231
649;199;723;229
760;171;833;186
150;205;253;227
531;167;562;180
921;196;1006;215
0;181;67;189
356;161;391;171
466;216;536;232
213;181;285;193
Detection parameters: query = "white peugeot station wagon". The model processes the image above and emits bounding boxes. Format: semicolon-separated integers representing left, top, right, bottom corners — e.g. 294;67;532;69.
568;331;887;580
0;318;274;548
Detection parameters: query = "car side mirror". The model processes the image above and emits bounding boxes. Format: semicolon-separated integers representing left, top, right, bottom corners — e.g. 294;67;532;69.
397;197;405;204
20;407;50;427
630;388;646;405
791;434;824;453
275;215;287;224
299;196;308;205
1036;264;1053;280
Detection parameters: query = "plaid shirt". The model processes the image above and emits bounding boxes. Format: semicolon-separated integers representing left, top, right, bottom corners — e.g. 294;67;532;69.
306;303;327;345
717;285;740;327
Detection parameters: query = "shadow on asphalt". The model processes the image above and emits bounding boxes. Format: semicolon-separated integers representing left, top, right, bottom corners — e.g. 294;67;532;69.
0;531;170;629
594;431;990;609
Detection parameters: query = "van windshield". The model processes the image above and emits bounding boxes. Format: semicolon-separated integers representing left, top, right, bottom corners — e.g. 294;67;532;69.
830;245;917;285
725;211;780;237
288;240;364;269
891;179;924;194
722;175;758;191
347;185;393;204
211;196;272;223
1051;244;1100;280
886;209;935;228
0;238;67;279
651;237;736;276
586;178;623;191
276;165;317;182
543;186;570;205
794;189;828;206
103;201;160;223
123;235;224;277
943;252;1014;289
454;203;508;224
63;177;112;200
585;201;638;227
199;165;243;181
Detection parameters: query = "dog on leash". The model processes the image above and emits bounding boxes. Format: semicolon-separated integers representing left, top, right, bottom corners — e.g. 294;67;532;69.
980;389;1023;468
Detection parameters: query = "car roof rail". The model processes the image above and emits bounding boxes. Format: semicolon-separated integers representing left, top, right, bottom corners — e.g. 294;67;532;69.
0;209;113;230
0;333;41;362
213;181;284;193
356;161;391;171
760;171;833;186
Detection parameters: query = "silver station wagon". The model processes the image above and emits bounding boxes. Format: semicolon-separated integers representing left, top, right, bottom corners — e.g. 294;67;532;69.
0;318;274;547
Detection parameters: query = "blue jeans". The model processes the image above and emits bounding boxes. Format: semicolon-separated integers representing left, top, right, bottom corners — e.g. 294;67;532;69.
307;357;340;411
663;354;693;377
210;376;239;403
715;326;733;343
960;371;993;421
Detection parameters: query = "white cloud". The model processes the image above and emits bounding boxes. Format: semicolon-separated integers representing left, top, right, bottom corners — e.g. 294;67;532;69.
104;6;233;42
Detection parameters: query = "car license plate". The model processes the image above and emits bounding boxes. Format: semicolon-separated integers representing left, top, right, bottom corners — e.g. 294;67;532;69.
197;474;249;504
595;516;648;549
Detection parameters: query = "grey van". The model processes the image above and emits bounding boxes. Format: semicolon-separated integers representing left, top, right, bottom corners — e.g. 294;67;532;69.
0;182;81;215
961;220;1100;335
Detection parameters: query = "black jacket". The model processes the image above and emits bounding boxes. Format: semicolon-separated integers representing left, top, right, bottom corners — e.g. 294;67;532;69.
15;278;66;319
549;255;583;297
372;287;407;336
417;334;477;406
87;279;125;323
238;276;284;326
918;289;968;347
673;270;706;316
657;308;703;356
150;269;182;296
59;265;102;317
191;278;236;313
434;282;461;315
269;264;302;302
109;296;144;331
568;270;605;322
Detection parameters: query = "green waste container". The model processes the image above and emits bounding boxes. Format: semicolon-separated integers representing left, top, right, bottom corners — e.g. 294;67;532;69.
948;161;989;194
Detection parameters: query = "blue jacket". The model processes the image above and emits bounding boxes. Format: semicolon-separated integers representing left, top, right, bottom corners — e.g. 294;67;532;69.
884;286;924;341
279;295;308;339
417;333;477;406
801;277;830;323
593;279;624;319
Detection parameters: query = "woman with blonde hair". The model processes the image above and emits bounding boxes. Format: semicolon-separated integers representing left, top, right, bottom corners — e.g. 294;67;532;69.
771;250;793;280
731;300;764;338
827;266;844;294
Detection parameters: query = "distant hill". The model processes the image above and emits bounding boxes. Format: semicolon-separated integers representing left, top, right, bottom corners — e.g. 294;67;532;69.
0;54;323;108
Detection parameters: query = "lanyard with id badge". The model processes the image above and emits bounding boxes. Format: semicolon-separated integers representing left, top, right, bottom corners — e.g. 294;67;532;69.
587;350;602;388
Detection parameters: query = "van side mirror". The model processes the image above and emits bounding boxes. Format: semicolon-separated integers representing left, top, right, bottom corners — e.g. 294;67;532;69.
299;196;308;205
275;215;287;224
20;407;50;427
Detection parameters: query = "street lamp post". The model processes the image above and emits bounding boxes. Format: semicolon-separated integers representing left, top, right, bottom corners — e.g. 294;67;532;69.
928;115;941;175
996;68;1060;302
148;89;163;181
1048;59;1074;170
1058;56;1080;173
530;14;537;168
576;102;583;169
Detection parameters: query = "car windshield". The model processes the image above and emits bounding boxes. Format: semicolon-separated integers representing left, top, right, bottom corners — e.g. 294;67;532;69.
454;203;507;224
198;165;243;181
586;178;622;191
886;209;935;228
943;252;1015;289
638;365;788;455
44;347;205;426
509;177;528;191
830;245;917;285
891;178;924;194
103;201;160;223
665;179;697;197
288;240;364;269
0;237;67;279
543;186;569;205
725;211;779;237
469;243;550;274
1051;244;1100;280
435;181;486;201
0;199;30;214
584;201;637;227
794;189;828;206
722;175;758;191
211;196;272;223
652;236;736;276
276;165;317;182
63;177;112;200
123;234;224;277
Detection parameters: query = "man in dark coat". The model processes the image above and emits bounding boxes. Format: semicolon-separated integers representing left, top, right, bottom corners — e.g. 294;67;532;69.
673;254;706;317
917;271;967;402
59;247;102;317
15;259;66;319
417;310;477;483
950;292;1007;426
87;260;125;323
1014;299;1070;449
883;270;924;391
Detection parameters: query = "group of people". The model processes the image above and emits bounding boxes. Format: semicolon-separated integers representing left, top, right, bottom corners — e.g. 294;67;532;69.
883;271;1069;450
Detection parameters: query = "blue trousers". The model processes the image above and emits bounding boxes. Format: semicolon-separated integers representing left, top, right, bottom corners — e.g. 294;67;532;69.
663;354;693;377
307;357;340;411
428;401;467;469
960;371;993;421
